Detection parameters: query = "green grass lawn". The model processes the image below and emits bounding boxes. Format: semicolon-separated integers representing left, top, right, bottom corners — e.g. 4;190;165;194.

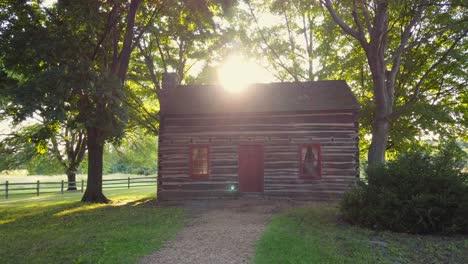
255;205;468;264
0;187;184;264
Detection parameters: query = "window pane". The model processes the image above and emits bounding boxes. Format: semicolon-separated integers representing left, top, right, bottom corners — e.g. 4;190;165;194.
302;145;319;176
192;147;208;175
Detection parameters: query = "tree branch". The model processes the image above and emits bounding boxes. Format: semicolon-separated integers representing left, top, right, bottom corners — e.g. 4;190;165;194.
71;130;83;162
283;6;295;53
124;92;160;135
298;7;314;80
387;1;427;82
321;0;362;42
75;130;87;165
246;1;301;81
91;3;121;61
130;1;165;52
390;30;467;119
116;0;142;81
359;0;373;33
352;0;367;42
137;42;161;93
50;134;68;169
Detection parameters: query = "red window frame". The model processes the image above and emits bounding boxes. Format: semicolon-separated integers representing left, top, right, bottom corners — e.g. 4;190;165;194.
299;143;322;179
190;145;210;180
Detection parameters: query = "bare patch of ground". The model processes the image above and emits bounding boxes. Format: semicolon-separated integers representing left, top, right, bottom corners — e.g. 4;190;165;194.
140;198;319;264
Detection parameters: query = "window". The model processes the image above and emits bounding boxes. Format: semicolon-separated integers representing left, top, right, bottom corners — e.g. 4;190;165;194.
190;145;210;179
299;144;321;179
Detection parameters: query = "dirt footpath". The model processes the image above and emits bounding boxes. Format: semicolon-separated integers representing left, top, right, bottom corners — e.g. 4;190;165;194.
140;199;304;264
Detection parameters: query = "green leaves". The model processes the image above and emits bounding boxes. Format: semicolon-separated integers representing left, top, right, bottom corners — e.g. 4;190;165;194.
80;74;128;141
239;0;467;159
342;141;468;234
125;0;234;135
0;123;58;172
104;129;158;175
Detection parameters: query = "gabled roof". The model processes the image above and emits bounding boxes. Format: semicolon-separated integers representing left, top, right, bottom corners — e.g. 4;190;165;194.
161;80;359;115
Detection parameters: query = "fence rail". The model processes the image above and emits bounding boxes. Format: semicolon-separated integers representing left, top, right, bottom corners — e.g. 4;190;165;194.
0;176;156;199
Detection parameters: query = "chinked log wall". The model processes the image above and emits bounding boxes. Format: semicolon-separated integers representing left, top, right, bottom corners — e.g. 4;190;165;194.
158;111;359;201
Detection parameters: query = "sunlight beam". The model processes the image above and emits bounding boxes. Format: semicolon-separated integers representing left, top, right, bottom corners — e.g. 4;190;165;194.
218;55;272;92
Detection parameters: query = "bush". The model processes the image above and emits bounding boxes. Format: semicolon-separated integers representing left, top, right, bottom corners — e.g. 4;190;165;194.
341;141;468;234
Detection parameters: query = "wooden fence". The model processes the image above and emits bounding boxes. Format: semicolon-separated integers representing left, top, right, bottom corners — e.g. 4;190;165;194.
0;176;157;199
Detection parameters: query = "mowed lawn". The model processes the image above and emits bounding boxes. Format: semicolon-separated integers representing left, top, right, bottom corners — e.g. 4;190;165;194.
3;188;467;264
0;187;184;264
255;206;468;264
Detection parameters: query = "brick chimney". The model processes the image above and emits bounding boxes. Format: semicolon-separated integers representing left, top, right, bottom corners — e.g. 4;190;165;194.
162;72;179;90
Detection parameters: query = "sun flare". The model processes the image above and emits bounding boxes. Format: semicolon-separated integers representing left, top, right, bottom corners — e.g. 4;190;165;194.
218;55;272;92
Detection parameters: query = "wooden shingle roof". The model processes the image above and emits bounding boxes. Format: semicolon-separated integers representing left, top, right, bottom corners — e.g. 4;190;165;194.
161;80;359;115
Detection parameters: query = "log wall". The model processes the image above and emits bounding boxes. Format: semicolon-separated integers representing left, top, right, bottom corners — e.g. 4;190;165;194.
158;111;359;201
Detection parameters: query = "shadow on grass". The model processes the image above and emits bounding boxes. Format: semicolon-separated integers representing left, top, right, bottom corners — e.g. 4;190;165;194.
0;194;184;264
254;205;468;264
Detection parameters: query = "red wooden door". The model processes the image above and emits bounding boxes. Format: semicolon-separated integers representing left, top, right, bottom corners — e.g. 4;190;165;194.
238;145;264;193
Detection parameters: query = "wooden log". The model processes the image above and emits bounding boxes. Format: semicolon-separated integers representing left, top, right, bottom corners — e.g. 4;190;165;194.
163;125;357;134
161;183;238;191
264;179;356;185
211;168;238;174
164;113;357;126
161;130;358;138
158;190;239;200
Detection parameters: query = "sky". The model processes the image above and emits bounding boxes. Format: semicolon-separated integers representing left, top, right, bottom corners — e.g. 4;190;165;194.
217;55;275;92
0;116;40;141
42;0;56;7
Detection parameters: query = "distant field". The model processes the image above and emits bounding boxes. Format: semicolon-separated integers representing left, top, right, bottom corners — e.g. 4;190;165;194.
0;173;156;183
0;174;157;200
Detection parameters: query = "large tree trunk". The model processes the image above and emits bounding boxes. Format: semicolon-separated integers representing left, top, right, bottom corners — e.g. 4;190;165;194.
323;0;392;166
80;0;141;203
366;42;391;166
81;127;108;203
66;169;77;191
365;2;390;166
368;118;390;166
367;78;391;166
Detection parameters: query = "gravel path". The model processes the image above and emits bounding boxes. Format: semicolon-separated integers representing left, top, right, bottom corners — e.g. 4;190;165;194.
140;199;303;264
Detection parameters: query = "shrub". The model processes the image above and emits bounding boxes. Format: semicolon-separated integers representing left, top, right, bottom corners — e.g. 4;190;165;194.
341;141;468;234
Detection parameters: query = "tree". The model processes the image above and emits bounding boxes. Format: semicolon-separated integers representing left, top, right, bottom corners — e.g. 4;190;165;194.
241;0;323;81
79;0;143;203
103;128;158;175
126;0;235;134
0;0;147;202
321;0;467;165
0;120;86;190
1;0;233;202
235;1;466;163
236;0;467;163
50;126;87;190
0;125;50;173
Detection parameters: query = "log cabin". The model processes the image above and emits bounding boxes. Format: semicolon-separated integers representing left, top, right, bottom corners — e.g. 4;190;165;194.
157;73;360;201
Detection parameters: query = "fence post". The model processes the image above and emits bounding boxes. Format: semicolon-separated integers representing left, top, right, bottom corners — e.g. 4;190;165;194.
5;181;8;199
128;177;130;189
81;180;84;193
36;180;40;196
61;180;64;194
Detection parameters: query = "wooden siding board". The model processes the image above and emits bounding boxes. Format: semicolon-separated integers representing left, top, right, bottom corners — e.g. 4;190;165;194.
158;111;358;200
